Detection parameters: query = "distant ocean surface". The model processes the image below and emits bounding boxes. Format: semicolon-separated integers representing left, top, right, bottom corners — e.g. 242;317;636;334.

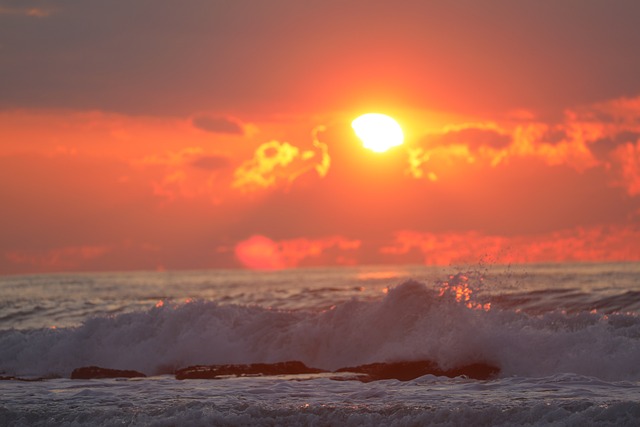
1;262;640;426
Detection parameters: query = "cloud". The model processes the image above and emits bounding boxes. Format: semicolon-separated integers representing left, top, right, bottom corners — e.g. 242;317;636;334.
406;143;474;180
426;125;512;150
192;115;245;135
591;131;640;160
415;119;598;174
278;236;361;267
611;141;640;196
234;235;361;270
5;245;110;270
407;96;640;190
234;235;285;270
380;231;508;265
573;96;640;125
538;126;568;145
311;125;330;177
141;147;205;167
232;134;330;192
408;123;512;179
233;141;299;190
380;225;640;265
564;95;640;192
140;147;232;201
189;155;230;171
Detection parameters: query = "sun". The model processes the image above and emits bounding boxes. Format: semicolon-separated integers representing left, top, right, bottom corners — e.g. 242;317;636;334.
352;113;404;153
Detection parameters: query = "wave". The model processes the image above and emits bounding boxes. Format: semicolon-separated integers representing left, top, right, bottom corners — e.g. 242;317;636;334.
1;279;639;380
491;289;640;314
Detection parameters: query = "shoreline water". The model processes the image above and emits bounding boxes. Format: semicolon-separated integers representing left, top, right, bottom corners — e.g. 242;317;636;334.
1;262;639;425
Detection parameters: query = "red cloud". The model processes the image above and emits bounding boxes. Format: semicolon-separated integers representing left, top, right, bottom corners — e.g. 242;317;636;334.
381;226;640;265
611;140;640;196
234;235;361;270
234;235;285;270
407;96;640;196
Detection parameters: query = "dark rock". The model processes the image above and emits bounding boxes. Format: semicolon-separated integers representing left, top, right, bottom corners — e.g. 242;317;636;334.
336;360;439;381
70;366;146;379
443;362;501;380
0;375;47;382
336;360;500;381
175;361;327;380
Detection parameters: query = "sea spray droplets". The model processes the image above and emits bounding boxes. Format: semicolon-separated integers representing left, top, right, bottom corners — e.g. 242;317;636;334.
437;272;491;311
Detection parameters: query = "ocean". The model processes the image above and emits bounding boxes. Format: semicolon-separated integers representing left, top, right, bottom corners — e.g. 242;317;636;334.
1;262;639;426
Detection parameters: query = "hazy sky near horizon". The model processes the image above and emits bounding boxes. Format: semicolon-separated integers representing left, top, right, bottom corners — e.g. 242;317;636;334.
1;0;640;274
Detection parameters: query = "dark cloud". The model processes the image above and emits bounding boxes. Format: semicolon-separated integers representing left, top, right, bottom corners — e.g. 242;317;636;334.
192;115;244;135
540;127;568;145
189;155;230;170
591;131;640;159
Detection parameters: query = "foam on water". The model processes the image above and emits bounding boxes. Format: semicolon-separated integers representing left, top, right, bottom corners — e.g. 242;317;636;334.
2;375;639;426
2;278;639;381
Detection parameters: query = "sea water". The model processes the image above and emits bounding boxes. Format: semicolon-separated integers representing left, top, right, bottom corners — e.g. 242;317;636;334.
1;263;639;426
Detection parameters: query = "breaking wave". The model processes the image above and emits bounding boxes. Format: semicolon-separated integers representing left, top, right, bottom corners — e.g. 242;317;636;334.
1;278;639;380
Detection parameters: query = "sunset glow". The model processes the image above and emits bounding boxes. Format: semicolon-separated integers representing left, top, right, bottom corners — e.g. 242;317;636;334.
0;1;639;275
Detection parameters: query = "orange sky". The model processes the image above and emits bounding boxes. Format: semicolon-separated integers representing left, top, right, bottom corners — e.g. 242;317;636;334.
1;1;640;274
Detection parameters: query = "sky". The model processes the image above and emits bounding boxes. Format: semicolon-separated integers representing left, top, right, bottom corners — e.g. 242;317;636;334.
1;0;640;274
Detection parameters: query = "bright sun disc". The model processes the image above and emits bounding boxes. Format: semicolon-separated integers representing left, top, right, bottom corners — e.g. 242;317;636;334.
352;113;404;153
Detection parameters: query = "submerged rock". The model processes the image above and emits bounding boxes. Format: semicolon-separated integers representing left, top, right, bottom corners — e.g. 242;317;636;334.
71;366;146;379
336;360;500;381
175;361;327;380
0;375;46;382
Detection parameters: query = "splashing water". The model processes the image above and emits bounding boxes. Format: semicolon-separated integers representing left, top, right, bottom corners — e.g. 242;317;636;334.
437;271;492;311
